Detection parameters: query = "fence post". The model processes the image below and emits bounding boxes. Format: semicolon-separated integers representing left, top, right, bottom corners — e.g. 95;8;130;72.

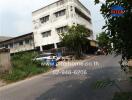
0;48;12;73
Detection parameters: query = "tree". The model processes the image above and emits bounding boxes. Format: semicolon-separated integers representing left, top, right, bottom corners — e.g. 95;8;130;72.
96;32;110;48
95;0;132;60
59;25;91;58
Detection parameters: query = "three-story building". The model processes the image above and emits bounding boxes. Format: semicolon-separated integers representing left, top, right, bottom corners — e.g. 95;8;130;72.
32;0;93;51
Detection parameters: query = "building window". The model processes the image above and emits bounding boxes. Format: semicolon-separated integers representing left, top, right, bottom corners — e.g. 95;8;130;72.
41;31;51;38
19;41;23;46
55;9;66;18
9;43;13;48
40;15;49;23
0;45;4;48
5;45;8;48
56;26;68;33
0;45;3;48
25;39;30;44
71;6;73;11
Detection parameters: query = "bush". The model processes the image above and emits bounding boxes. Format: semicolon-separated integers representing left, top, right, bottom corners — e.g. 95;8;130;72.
0;51;50;82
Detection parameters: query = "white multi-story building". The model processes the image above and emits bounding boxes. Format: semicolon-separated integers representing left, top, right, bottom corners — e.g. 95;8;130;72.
32;0;93;51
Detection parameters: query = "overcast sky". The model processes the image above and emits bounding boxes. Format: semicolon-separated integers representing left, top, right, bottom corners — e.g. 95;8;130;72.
0;0;105;38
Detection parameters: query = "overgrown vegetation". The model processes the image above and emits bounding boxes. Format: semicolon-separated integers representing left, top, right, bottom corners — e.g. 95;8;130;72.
0;52;50;82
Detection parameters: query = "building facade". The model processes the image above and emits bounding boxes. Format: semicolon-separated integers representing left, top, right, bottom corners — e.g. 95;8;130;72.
32;0;93;51
0;33;34;53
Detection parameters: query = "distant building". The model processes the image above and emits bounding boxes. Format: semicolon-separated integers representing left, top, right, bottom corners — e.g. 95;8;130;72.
32;0;93;51
0;33;34;53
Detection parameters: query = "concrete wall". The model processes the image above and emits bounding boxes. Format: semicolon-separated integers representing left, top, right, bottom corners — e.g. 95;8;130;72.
0;49;11;72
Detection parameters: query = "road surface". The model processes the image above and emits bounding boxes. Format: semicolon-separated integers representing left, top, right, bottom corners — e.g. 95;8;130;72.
0;55;127;100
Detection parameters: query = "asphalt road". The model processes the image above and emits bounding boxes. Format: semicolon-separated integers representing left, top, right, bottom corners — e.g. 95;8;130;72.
0;55;126;100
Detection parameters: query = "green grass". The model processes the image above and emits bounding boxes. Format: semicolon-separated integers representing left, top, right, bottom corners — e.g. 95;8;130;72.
112;92;132;100
0;51;50;82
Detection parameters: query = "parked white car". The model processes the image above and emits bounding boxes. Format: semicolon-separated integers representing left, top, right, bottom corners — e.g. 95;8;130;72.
33;53;56;61
33;53;62;62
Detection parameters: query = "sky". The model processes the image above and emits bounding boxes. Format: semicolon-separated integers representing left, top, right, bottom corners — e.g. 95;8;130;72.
0;0;105;38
